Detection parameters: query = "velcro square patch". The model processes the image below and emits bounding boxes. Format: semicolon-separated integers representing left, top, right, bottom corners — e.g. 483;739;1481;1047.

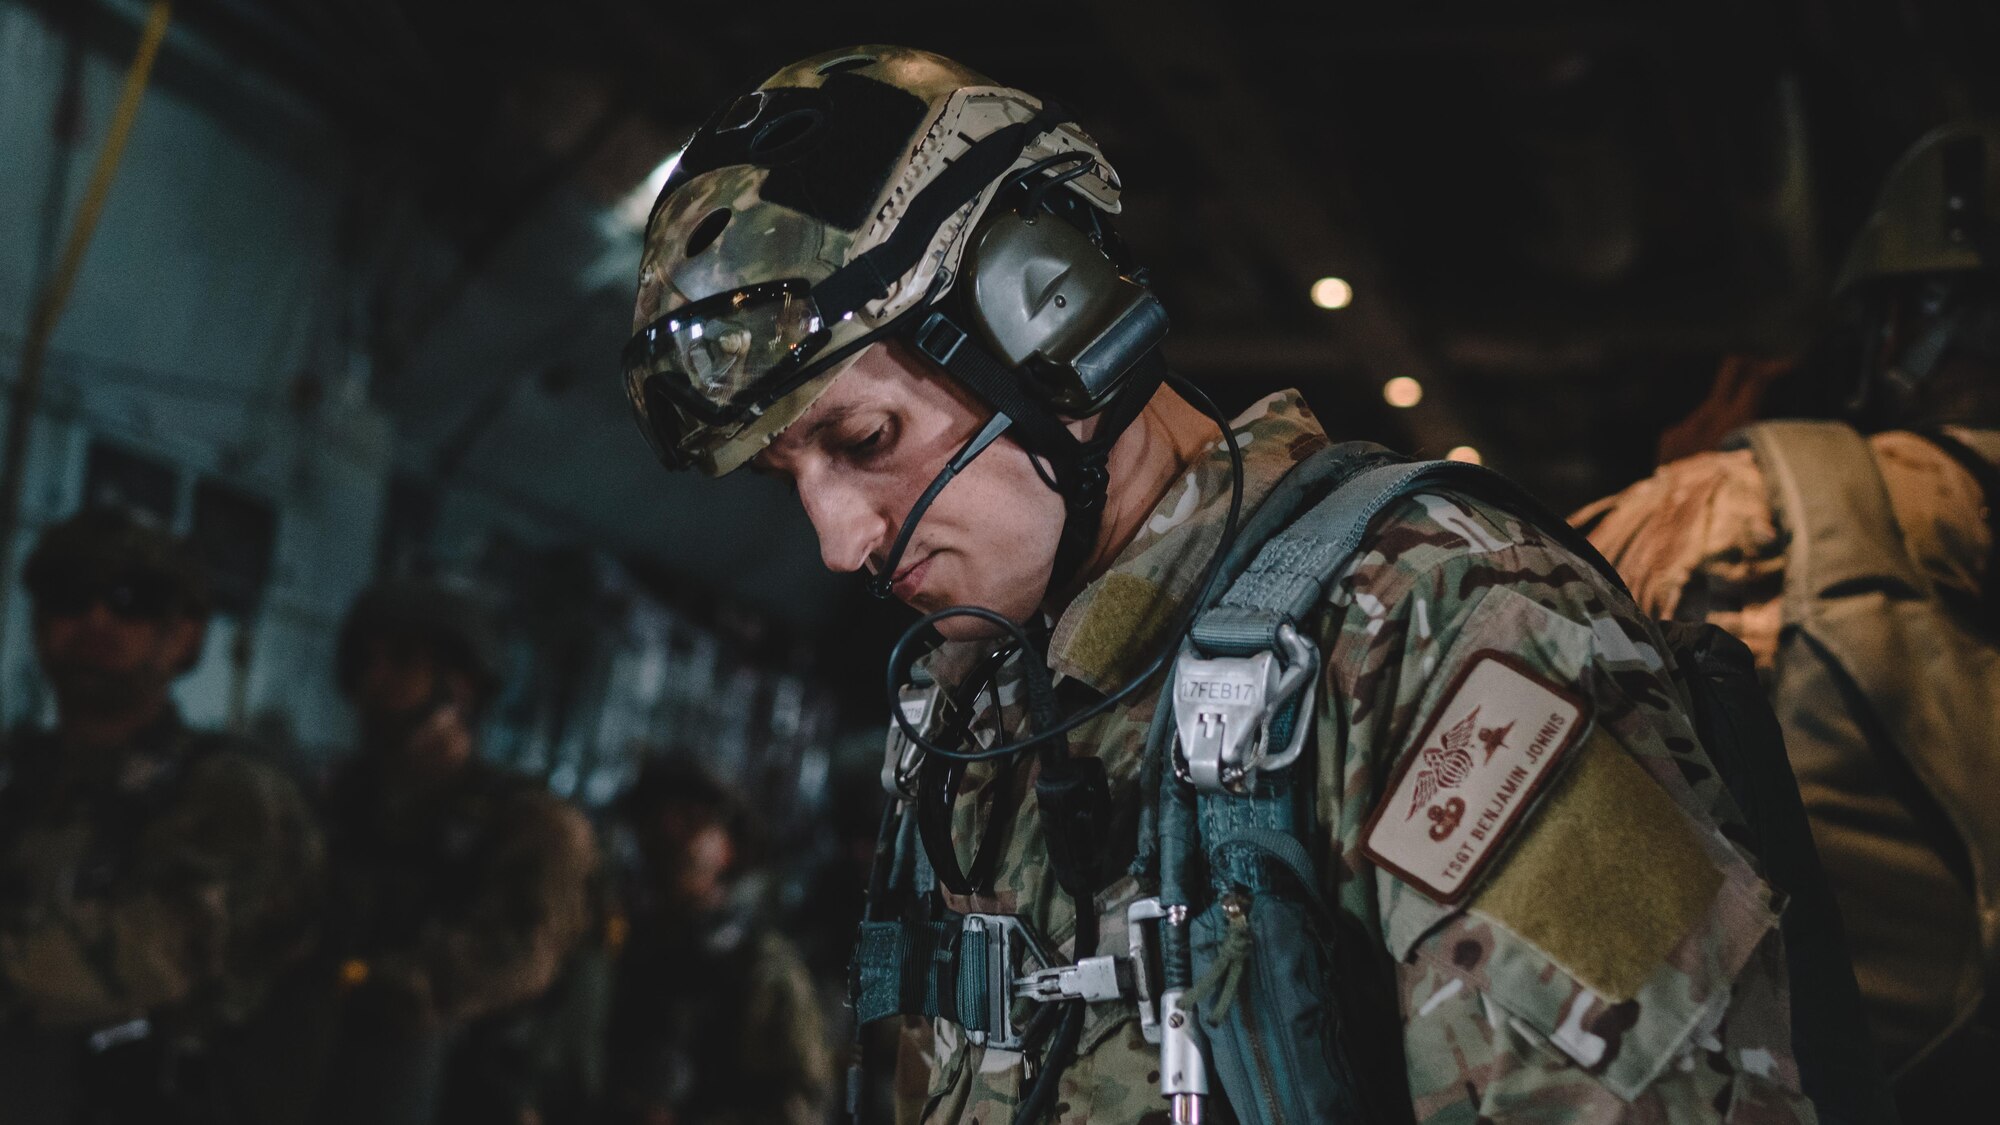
1363;651;1587;903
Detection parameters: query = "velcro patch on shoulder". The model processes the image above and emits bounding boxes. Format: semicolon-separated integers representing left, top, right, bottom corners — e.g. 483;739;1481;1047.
1468;729;1725;1002
1362;652;1587;903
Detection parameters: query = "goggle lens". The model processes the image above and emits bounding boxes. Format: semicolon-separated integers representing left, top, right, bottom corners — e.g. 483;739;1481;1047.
622;279;834;466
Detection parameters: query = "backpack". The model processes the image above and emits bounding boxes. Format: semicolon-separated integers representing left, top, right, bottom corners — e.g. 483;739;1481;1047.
1729;420;2000;1101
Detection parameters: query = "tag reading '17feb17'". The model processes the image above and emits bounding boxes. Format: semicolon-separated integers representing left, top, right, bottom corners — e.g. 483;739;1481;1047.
1362;652;1588;903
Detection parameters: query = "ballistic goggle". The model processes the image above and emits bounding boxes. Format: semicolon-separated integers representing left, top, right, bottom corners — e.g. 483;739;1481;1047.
621;279;843;466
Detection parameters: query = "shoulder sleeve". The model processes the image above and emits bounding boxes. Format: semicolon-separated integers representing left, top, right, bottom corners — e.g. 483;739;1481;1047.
724;932;836;1125
0;749;324;1027
1871;429;1997;600
1316;488;1811;1123
405;790;600;1023
1573;450;1787;668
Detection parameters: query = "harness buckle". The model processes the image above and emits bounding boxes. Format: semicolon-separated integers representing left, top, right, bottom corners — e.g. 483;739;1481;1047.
1172;623;1318;793
961;907;1166;1050
882;674;950;799
961;913;1052;1051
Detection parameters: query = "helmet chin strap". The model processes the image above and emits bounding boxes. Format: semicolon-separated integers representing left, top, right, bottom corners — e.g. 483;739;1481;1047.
866;324;1168;604
866;412;1014;600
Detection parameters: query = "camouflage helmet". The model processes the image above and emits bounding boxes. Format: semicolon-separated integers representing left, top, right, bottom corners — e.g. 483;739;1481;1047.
624;45;1124;476
335;578;505;701
23;506;211;620
1835;119;2000;298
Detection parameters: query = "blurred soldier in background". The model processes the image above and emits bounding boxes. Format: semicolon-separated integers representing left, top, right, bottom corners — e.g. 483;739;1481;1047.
317;578;603;1125
0;506;323;1124
1578;120;2000;1118
604;755;832;1125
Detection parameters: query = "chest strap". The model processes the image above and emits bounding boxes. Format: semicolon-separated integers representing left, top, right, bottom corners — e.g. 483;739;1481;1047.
853;903;1163;1052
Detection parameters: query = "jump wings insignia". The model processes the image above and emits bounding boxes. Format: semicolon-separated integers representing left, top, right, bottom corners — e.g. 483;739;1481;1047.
1406;706;1481;820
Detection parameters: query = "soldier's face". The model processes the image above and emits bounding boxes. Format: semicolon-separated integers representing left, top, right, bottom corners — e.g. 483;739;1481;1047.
34;595;200;717
355;635;443;726
753;340;1068;639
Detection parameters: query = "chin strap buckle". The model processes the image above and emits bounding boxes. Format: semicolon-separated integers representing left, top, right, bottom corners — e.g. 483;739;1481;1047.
1172;623;1317;794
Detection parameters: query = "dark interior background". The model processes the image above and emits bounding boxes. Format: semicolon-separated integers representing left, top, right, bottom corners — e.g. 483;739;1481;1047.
2;0;1995;803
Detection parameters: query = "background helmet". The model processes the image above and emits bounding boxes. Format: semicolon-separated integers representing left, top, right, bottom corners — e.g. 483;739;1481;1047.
24;506;212;622
626;46;1126;476
1828;120;2000;417
335;577;506;703
1835;119;2000;299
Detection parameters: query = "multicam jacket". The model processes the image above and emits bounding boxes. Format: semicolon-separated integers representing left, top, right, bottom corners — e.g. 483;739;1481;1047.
904;391;1813;1123
609;911;834;1125
322;753;600;1024
0;712;322;1032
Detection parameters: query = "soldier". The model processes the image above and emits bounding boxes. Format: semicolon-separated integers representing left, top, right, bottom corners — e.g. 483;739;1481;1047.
0;506;323;1124
316;579;601;1125
1577;120;2000;1117
620;47;1842;1122
604;755;833;1125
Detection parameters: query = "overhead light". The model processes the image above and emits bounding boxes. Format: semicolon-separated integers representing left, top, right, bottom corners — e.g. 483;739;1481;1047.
1310;276;1353;310
1382;376;1423;409
1446;445;1482;465
613;148;684;232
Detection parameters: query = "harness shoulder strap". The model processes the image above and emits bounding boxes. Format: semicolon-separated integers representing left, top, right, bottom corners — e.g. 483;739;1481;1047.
1193;455;1628;658
1736;420;1930;613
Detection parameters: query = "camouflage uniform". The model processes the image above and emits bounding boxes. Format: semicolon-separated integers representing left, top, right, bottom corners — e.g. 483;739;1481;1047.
317;752;600;1125
607;906;833;1125
906;391;1813;1123
0;709;323;1124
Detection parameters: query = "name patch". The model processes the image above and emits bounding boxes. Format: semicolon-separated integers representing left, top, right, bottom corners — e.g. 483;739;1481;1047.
1362;652;1587;903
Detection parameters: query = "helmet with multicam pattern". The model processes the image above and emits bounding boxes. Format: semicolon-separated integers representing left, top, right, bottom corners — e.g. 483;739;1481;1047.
625;46;1127;476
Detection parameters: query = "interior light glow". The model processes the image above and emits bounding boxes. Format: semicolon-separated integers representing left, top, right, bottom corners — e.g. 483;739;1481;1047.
1446;445;1483;465
614;148;684;232
1383;376;1423;408
1310;276;1353;310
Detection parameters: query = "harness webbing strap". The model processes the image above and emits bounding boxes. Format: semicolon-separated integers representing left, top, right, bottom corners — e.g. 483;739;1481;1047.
1191;452;1634;661
1737;421;1930;609
1192;461;1482;656
1169;444;1656;1125
853;918;960;1027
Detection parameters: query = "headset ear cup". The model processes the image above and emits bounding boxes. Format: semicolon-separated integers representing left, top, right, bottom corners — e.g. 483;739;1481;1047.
959;210;1168;416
